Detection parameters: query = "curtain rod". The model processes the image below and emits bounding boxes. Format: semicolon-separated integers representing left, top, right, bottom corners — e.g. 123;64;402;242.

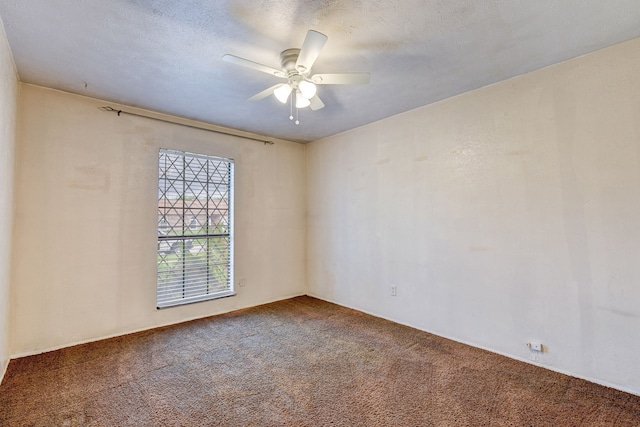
99;106;275;145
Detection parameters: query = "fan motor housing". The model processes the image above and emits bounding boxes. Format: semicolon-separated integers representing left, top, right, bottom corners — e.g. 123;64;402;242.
280;48;301;72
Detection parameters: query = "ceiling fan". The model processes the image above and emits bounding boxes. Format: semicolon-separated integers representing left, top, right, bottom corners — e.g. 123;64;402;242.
222;30;370;124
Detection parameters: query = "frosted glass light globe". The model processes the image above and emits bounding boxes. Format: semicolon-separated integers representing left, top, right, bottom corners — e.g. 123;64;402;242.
296;92;311;108
273;84;292;103
298;80;317;99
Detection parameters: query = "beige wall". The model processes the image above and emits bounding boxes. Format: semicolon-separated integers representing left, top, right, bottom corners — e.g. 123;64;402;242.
307;38;640;395
10;85;306;356
5;25;640;397
0;17;17;382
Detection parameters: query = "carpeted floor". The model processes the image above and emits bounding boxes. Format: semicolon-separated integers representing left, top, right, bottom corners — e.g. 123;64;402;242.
1;296;639;426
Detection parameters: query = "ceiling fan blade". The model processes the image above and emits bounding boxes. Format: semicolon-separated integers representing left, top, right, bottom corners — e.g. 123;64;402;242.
247;84;283;101
295;30;328;73
311;73;370;85
222;54;286;78
309;94;325;111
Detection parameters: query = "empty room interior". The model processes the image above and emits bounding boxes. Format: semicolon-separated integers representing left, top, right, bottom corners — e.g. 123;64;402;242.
1;1;640;425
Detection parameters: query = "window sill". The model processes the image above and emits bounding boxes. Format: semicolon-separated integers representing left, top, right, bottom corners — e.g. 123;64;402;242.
156;290;236;309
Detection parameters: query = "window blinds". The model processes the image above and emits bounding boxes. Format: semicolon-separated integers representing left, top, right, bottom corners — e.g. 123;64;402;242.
157;149;234;308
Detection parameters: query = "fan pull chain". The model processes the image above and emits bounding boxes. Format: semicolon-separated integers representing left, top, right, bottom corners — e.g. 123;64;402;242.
289;93;294;121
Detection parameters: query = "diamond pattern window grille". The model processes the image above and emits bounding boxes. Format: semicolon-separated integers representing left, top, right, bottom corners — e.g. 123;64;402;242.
157;149;234;308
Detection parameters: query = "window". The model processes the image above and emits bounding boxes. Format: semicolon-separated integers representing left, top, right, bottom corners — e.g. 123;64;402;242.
157;149;234;308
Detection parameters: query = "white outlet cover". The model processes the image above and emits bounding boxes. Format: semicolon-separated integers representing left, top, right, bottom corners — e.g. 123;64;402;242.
527;341;543;352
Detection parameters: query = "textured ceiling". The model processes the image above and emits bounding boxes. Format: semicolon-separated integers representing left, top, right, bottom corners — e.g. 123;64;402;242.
2;1;640;143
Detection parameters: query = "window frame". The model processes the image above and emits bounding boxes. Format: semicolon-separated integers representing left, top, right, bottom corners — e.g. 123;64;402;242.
156;148;235;309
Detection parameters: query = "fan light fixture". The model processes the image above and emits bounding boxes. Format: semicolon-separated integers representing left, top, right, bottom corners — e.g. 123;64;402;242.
295;91;311;108
274;84;292;103
298;80;317;99
274;82;315;125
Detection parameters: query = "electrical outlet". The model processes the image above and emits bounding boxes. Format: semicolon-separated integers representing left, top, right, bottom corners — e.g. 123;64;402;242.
391;285;397;296
527;341;543;352
238;278;246;287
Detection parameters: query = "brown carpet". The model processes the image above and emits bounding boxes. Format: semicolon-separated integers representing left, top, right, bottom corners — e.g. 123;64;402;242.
1;296;639;426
